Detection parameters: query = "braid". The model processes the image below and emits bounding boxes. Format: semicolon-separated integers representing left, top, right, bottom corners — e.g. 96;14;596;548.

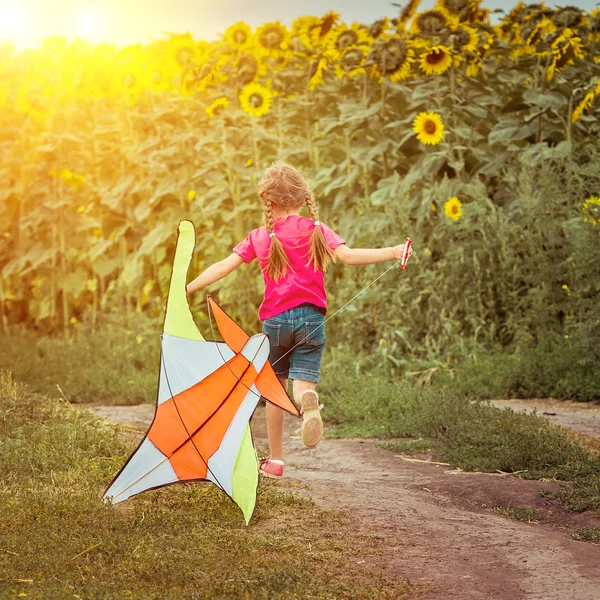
263;195;275;232
261;195;290;281
305;193;335;272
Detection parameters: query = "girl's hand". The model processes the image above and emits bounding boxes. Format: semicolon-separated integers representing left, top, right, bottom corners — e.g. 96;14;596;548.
392;243;412;261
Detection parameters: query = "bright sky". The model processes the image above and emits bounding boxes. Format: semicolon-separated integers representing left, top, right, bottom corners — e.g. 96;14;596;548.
0;0;598;49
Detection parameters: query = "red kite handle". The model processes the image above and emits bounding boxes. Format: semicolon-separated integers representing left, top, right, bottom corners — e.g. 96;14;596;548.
400;237;412;270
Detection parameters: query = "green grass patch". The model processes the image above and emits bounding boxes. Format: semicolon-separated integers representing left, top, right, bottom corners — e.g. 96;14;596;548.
378;438;436;454
0;372;411;599
572;526;600;543
492;507;539;522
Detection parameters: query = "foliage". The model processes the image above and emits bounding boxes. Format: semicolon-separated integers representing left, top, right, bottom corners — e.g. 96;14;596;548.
0;2;598;370
0;313;160;404
0;372;411;599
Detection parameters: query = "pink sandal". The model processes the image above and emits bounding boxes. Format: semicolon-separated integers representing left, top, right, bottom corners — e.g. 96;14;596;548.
259;456;284;478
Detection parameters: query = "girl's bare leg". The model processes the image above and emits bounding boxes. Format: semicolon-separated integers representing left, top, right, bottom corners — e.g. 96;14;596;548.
266;378;288;461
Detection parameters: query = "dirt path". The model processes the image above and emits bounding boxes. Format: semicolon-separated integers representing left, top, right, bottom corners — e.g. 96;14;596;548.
91;401;600;599
488;398;600;442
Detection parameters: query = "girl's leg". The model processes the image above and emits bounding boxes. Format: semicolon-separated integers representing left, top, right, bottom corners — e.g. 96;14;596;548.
266;378;288;461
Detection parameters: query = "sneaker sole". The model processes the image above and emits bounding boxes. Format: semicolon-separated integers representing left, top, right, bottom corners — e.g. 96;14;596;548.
301;390;323;447
259;469;282;479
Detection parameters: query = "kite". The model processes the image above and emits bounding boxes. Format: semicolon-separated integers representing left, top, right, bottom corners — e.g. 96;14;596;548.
103;220;300;524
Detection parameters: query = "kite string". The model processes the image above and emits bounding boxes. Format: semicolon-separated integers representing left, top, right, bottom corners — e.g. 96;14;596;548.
271;260;401;367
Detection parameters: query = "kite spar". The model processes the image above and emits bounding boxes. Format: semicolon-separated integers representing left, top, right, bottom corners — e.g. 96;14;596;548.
103;220;300;524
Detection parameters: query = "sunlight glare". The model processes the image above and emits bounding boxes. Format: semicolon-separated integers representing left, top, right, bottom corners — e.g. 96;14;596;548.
75;7;106;41
0;3;26;42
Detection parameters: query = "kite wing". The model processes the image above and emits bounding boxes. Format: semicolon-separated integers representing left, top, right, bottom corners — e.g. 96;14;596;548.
103;220;299;524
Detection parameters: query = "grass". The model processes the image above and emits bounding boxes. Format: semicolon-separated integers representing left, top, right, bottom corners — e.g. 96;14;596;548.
0;372;412;600
320;356;600;514
0;314;159;405
572;526;600;543
492;507;539;522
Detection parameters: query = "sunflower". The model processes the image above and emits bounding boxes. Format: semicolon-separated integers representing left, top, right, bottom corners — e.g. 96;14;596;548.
413;111;445;145
444;197;463;221
206;97;230;119
296;11;340;51
411;8;456;35
225;22;253;50
553;6;587;29
334;46;368;80
0;85;7;108
148;60;172;93
581;197;600;226
420;45;453;75
256;21;290;56
465;55;482;77
370;38;415;82
397;0;422;32
436;0;480;22
521;17;555;53
308;52;333;90
546;30;584;81
166;34;202;71
17;81;48;120
367;18;392;40
572;80;600;123
451;24;478;54
328;22;371;53
239;82;273;117
233;52;267;86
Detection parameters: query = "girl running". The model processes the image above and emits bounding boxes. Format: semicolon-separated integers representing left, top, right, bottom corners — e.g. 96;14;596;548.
186;161;411;478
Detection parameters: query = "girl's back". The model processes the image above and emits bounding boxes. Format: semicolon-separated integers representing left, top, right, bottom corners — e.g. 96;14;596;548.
234;215;344;320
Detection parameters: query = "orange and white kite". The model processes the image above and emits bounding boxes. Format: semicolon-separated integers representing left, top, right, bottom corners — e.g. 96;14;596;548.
103;221;300;523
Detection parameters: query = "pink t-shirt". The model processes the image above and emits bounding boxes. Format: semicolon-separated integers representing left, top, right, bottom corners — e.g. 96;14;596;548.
233;215;345;320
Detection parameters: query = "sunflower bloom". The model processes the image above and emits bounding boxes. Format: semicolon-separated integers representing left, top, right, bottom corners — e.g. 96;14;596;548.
239;83;272;117
546;30;584;81
328;22;371;53
444;197;463;221
572;80;600;123
205;97;230;118
397;0;422;32
255;21;290;56
225;22;253;49
334;46;368;80
413;112;445;145
370;38;415;82
581;197;600;226
411;8;456;35
420;45;452;75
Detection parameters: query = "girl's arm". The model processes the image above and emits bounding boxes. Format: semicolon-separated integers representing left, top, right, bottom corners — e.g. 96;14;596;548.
333;243;409;266
186;253;244;295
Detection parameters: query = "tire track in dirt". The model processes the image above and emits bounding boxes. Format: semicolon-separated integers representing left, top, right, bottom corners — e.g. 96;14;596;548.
91;402;600;599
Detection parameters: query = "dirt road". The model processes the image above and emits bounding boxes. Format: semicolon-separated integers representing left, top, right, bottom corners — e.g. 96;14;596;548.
91;400;600;599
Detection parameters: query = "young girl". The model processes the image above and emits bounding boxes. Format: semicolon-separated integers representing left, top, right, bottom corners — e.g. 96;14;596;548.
186;161;411;478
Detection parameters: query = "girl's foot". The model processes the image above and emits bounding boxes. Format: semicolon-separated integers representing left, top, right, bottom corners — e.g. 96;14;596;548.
259;457;284;478
300;390;323;448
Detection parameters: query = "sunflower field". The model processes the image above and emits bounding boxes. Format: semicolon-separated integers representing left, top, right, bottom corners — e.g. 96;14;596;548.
0;1;599;377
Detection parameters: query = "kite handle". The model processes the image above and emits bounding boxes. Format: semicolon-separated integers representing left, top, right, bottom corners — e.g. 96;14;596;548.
400;237;412;270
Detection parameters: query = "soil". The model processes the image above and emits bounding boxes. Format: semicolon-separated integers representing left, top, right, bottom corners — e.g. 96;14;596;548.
90;400;600;599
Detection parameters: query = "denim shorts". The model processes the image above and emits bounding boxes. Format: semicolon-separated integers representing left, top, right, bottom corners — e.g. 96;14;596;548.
262;305;326;383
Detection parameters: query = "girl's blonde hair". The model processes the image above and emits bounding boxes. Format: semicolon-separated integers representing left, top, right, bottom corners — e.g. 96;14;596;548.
258;161;335;281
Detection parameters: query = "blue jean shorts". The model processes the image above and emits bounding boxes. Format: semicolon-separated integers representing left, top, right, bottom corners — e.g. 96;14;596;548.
262;304;326;383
